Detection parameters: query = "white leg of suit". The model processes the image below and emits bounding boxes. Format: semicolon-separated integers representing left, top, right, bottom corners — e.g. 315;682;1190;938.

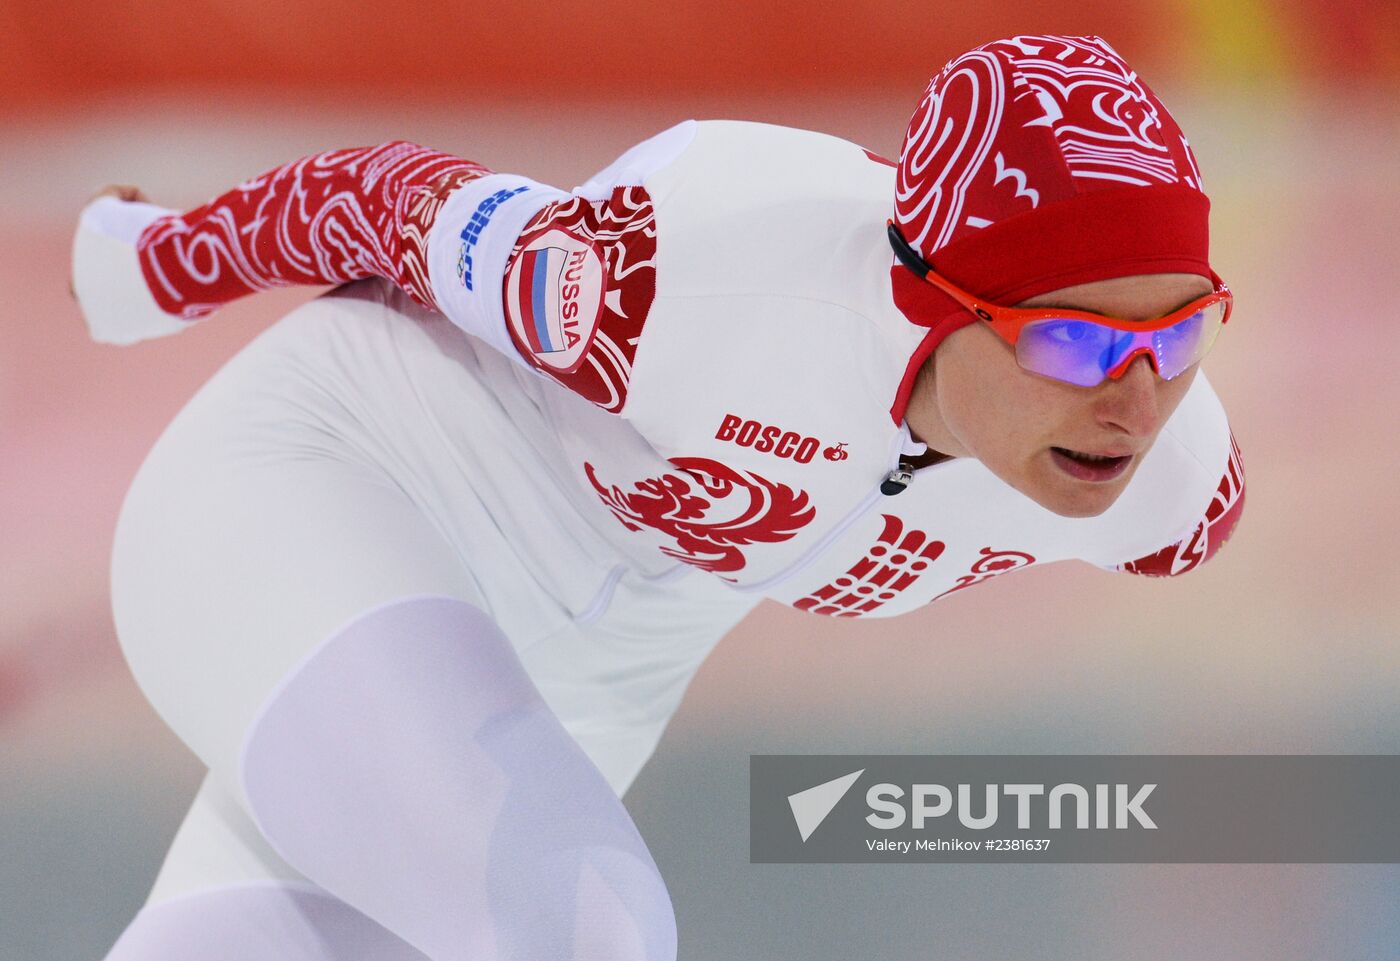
101;281;761;960
103;878;430;961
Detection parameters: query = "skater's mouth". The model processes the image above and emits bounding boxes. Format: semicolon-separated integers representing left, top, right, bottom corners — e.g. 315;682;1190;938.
1049;446;1135;482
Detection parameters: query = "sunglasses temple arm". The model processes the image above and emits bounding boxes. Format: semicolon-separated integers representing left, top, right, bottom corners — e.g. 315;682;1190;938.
888;221;991;318
886;222;931;279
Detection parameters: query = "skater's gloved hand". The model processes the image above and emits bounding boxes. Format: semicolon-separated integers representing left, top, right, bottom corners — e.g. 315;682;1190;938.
68;186;150;301
71;185;188;345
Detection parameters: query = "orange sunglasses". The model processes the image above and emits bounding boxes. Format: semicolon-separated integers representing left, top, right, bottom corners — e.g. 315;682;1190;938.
887;221;1234;387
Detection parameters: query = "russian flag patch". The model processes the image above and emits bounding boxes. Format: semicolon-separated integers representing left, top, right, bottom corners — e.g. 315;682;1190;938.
506;228;605;373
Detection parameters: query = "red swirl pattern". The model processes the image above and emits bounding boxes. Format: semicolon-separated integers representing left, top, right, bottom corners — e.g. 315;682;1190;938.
137;141;490;319
1120;432;1246;577
505;187;657;413
793;514;946;617
929;547;1038;603
584;456;814;579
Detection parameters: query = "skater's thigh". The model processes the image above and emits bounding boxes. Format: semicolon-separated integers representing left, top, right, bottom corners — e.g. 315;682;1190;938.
144;771;306;907
111;386;487;781
109;772;429;961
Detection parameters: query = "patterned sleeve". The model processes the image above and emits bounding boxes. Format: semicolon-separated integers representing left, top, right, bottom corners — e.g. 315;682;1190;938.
137;141;492;319
1113;431;1246;577
422;121;694;413
80;122;684;421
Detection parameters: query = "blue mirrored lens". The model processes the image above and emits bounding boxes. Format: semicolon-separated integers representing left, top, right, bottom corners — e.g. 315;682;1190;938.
1015;318;1118;387
1152;302;1226;377
1017;302;1227;386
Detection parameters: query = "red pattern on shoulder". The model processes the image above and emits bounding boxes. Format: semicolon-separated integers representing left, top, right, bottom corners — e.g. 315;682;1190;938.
504;187;656;413
1120;432;1246;577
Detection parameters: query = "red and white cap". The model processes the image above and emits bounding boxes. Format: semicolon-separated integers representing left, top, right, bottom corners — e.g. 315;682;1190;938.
889;34;1214;418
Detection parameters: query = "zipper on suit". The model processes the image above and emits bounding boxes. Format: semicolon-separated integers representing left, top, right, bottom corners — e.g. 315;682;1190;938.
733;422;926;594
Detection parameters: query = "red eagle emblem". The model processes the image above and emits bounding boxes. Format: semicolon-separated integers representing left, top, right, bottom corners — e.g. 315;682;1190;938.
584;457;816;577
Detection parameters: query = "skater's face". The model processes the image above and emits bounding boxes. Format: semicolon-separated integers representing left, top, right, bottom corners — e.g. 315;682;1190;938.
906;272;1216;518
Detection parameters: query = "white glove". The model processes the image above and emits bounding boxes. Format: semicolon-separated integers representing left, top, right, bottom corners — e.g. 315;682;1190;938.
71;195;189;345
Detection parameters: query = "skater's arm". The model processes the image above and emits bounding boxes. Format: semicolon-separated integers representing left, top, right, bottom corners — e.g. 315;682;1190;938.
74;122;680;420
71;142;515;344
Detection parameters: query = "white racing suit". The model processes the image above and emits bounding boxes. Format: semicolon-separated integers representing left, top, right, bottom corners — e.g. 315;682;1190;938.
73;121;1245;960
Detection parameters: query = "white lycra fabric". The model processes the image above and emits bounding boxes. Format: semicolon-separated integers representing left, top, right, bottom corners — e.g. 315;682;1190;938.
105;281;760;959
111;280;758;787
424;173;570;370
240;595;677;960
102;881;429;961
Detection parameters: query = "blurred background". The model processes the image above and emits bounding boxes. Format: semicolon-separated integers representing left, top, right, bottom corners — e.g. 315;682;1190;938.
2;2;1398;959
